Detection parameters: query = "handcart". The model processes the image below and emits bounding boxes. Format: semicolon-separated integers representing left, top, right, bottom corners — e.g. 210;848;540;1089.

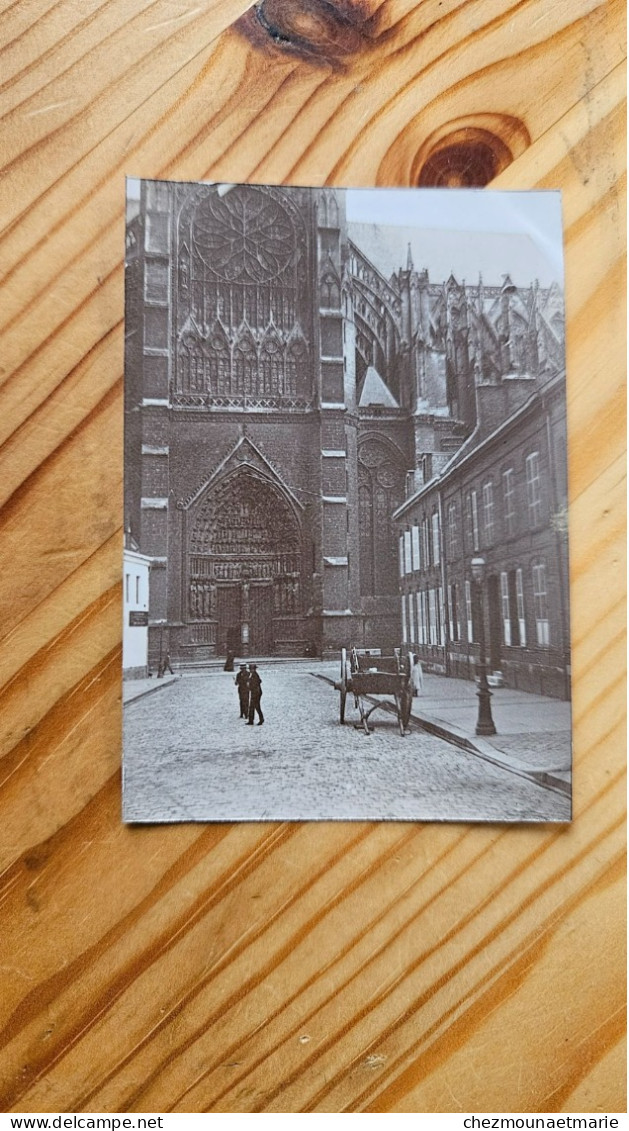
335;647;415;736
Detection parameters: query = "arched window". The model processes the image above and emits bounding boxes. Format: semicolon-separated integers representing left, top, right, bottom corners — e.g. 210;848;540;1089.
207;332;230;395
508;311;528;371
326;192;339;226
182;340;204;393
358;438;406;597
320;274;341;309
532;560;550;646
233;336;257;396
260;333;283;395
358;479;374;595
319;194;328;226
286;339;307;397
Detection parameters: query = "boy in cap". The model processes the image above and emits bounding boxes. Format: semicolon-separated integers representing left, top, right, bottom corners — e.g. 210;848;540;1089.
234;664;250;719
246;664;264;725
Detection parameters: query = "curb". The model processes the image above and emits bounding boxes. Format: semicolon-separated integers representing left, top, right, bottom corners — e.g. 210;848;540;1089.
123;675;180;706
312;671;571;799
177;657;323;674
410;709;571;798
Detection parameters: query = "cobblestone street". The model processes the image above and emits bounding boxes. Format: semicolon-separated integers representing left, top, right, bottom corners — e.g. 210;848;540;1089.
123;664;570;823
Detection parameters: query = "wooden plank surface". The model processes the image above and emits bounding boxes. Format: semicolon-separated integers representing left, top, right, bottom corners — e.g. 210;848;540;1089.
0;0;625;1114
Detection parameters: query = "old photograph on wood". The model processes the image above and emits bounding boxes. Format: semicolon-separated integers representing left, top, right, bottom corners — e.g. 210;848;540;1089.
123;179;571;823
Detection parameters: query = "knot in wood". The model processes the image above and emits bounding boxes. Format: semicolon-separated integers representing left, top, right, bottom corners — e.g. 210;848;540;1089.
254;0;371;63
418;141;501;187
415;127;516;187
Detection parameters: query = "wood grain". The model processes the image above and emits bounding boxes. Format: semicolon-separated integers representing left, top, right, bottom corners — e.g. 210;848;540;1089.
0;0;625;1114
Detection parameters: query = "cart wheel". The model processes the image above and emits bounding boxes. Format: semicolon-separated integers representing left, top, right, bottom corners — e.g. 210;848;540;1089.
400;687;412;731
339;647;348;724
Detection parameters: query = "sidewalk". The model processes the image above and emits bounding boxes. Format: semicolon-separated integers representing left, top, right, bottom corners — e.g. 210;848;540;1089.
316;664;572;798
123;673;179;705
410;673;572;796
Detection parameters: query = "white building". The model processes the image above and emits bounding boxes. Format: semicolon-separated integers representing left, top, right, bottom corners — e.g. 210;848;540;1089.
123;538;152;679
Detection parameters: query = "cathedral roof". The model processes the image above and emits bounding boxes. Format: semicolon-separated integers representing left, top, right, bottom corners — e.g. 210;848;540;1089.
359;366;399;408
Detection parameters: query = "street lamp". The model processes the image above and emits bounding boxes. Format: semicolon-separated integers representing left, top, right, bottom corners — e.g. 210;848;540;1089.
157;623;164;678
470;556;497;736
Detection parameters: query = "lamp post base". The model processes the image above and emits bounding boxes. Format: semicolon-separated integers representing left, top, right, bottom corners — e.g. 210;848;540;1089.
475;687;497;736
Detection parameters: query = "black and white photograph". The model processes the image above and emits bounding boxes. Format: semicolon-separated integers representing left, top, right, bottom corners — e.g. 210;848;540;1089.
123;179;571;823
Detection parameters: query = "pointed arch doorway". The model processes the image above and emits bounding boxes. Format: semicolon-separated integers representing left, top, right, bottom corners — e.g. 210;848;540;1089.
188;468;304;655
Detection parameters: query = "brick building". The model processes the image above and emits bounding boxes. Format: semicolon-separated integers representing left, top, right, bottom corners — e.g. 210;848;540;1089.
394;314;570;699
124;180;567;676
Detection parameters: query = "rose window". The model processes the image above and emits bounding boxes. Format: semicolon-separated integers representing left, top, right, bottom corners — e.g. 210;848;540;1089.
192;187;296;284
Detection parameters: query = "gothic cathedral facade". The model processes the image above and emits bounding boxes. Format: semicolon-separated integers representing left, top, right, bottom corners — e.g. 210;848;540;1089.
124;181;564;666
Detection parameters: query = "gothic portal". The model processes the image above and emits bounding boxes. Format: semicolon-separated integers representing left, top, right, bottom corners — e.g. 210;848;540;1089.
188;468;303;656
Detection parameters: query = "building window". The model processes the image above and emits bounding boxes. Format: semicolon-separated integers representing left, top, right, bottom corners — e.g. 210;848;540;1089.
147;182;170;210
407;593;415;643
431;511;441;565
181;342;203;392
145;212;169;254
125;573;130;603
448;583;460;642
526;451;542;527
532;562;550;646
234;339;257;395
504;570;525;646
500;571;511;645
467;490;479;551
401;595;407;642
417;591;425;644
515;567;527;646
438;586;445;645
285;339;306;397
421;517;430;568
503;468;516;537
411;525;420;571
482;480;495;546
399;534;405;578
465;580;474;643
135;575;140;604
447;502;458;559
421;590;430;645
144;261;169;303
260;337;283;395
428;589;437;645
207;337;230;395
404;531;412;576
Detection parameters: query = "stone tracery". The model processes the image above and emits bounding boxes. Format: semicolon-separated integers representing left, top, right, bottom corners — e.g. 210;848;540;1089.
192;189;296;284
188;470;303;629
175;184;312;404
357;437;406;597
